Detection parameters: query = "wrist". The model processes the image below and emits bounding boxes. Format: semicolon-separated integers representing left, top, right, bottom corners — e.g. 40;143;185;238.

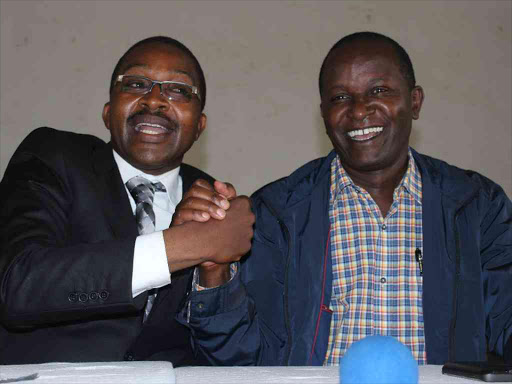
198;263;230;288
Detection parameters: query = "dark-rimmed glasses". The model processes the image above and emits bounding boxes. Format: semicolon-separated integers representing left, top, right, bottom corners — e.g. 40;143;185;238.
116;75;200;103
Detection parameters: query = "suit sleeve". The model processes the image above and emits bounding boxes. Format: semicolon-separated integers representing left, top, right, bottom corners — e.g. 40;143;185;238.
0;129;146;328
176;198;288;366
479;178;512;360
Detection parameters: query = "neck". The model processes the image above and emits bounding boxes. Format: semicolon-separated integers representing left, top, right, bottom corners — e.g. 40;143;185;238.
343;153;408;217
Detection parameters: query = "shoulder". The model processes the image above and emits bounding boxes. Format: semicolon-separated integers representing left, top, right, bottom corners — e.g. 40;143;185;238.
21;126;104;148
3;127;108;187
412;149;509;203
12;127;106;165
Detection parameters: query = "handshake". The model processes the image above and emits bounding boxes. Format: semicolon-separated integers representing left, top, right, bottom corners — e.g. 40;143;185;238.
165;179;255;287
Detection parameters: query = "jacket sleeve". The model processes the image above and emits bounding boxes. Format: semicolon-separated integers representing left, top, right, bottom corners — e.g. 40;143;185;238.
176;198;288;366
478;177;512;359
0;129;146;329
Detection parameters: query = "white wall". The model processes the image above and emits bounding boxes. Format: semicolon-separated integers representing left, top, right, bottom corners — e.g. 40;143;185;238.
1;0;511;197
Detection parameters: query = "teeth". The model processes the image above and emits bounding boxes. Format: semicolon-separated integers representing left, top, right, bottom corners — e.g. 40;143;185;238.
141;129;159;135
347;127;383;138
135;123;167;135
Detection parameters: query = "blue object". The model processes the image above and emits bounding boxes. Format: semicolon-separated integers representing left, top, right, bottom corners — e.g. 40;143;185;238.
340;335;418;384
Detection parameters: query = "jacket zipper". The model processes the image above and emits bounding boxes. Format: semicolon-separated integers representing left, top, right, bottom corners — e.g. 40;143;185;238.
308;228;331;365
261;198;293;365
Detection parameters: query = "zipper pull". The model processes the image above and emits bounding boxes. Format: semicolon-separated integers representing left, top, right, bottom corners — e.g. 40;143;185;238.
415;248;423;276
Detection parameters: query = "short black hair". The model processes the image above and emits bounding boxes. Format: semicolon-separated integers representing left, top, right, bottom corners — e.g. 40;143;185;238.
319;31;416;95
109;36;206;111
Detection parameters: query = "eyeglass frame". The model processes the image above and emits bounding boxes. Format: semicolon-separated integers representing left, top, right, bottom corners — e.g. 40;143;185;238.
115;75;201;102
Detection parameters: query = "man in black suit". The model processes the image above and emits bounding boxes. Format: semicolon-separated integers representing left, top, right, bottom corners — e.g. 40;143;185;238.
0;36;254;365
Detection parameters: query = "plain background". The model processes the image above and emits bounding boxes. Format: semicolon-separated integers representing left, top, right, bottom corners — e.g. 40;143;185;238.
1;0;511;197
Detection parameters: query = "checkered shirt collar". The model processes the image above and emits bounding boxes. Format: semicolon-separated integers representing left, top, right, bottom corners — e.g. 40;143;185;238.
331;148;422;205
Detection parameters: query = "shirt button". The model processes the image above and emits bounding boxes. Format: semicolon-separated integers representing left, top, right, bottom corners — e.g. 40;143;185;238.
382;224;387;230
197;302;204;310
380;277;387;284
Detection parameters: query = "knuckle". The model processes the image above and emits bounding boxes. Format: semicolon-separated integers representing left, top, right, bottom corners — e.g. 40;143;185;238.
194;178;206;186
180;200;193;209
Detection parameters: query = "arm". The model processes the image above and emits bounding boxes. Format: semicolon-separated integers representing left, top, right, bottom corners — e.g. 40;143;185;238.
0;150;141;327
174;186;288;365
181;225;289;366
479;180;512;360
0;132;254;329
171;179;237;287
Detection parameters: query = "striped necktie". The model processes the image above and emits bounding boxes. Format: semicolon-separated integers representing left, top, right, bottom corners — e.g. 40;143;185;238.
126;175;167;321
126;175;167;235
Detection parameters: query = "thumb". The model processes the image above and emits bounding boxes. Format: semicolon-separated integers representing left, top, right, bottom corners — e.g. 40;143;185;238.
214;180;237;200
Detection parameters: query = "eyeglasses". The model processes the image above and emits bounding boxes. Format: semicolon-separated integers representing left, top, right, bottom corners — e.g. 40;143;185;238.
116;75;201;103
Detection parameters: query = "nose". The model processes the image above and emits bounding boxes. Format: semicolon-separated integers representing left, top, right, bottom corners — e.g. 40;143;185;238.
349;96;374;121
139;83;169;112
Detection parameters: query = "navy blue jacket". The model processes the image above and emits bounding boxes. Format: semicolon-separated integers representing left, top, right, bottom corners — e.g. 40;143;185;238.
179;149;512;365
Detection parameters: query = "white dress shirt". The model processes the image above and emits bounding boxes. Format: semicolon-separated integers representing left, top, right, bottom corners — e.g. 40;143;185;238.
113;150;182;298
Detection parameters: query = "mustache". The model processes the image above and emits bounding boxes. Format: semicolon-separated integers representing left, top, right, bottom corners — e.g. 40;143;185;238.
127;111;178;130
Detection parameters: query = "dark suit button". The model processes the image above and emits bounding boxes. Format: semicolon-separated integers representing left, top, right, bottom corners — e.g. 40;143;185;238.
68;293;78;302
89;292;99;301
78;293;88;302
100;290;109;300
124;353;134;361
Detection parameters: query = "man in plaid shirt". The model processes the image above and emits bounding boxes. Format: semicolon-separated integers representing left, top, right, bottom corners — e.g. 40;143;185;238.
177;32;512;366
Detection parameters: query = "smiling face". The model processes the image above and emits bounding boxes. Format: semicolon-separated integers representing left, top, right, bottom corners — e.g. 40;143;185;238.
320;40;424;177
102;42;206;175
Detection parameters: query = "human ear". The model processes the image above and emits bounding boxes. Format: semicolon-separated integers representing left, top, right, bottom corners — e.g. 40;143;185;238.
411;86;424;120
195;113;207;141
102;102;111;130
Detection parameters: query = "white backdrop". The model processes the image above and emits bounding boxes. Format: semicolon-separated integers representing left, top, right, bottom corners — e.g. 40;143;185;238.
1;0;511;197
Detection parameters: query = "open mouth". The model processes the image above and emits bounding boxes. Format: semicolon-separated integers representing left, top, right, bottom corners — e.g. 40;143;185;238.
347;126;383;142
129;114;176;136
134;123;169;135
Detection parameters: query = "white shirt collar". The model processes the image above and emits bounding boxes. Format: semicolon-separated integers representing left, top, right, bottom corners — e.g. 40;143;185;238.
112;149;181;207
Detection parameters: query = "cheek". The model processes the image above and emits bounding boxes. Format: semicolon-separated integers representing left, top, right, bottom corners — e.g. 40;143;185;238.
110;97;138;122
392;107;413;134
324;106;344;129
325;109;349;140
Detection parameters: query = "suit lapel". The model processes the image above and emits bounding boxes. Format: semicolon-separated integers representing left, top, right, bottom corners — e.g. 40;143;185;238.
92;143;138;239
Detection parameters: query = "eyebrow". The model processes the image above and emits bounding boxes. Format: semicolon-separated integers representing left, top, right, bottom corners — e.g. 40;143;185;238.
327;77;387;92
122;63;194;81
368;77;386;85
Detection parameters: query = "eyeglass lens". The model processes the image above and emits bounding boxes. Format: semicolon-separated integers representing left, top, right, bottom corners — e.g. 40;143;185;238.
120;76;195;102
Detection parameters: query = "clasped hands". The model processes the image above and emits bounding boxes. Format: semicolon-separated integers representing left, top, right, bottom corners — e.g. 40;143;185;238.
171;179;255;287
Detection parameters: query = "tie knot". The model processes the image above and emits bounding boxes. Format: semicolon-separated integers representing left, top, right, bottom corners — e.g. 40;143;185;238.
126;175;166;205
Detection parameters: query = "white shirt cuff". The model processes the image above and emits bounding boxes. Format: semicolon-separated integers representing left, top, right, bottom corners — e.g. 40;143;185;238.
132;231;171;298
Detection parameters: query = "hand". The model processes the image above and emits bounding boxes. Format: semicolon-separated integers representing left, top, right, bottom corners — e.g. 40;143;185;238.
202;196;254;265
171;179;237;226
164;195;255;274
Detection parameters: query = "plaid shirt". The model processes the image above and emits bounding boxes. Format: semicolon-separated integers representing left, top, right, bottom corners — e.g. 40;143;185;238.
324;150;426;365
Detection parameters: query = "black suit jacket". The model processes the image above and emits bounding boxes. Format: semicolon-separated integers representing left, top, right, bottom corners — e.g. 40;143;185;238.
0;127;213;365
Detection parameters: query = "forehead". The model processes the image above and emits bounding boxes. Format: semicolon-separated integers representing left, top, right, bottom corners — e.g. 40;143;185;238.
323;41;403;87
120;42;199;82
